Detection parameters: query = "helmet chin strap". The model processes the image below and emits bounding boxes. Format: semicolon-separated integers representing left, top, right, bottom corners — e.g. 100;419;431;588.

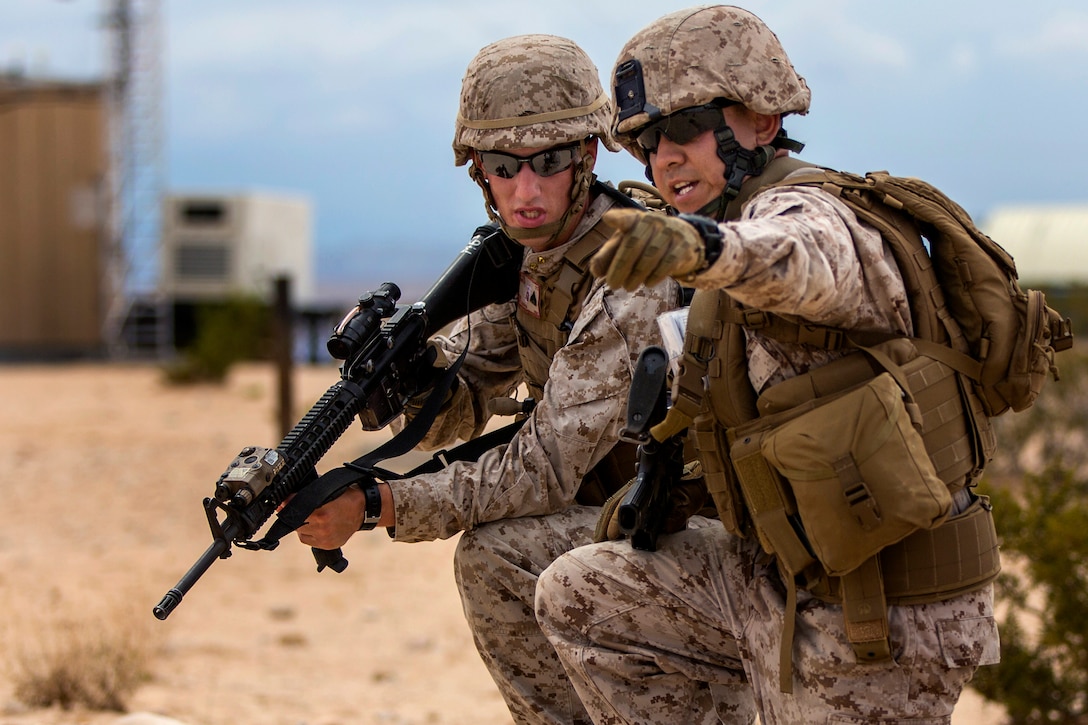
470;141;595;249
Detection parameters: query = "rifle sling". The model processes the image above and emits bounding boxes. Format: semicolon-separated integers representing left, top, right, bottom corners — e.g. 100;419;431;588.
260;340;489;546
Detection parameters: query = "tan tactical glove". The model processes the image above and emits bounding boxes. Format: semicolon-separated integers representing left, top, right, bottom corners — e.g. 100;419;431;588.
592;460;710;543
590;208;706;291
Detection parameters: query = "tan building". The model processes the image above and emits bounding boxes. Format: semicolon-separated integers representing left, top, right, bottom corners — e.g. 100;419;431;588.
982;203;1088;339
0;77;109;359
982;203;1088;287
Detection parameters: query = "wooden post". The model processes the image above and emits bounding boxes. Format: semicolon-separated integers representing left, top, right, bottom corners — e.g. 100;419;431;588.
273;275;294;439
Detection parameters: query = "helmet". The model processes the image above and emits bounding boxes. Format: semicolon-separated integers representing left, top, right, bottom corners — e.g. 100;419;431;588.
611;5;810;164
453;34;619;166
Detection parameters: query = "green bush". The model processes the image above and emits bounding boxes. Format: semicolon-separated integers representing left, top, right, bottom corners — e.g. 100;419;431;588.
973;347;1088;723
164;296;272;384
974;465;1088;723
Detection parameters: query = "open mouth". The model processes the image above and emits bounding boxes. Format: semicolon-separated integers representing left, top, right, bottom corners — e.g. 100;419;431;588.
515;209;547;227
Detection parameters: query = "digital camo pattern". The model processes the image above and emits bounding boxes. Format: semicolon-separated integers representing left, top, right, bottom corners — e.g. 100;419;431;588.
453;34;619;166
537;523;998;724
385;193;677;722
454;506;599;724
693;181;914;392
612;5;810;162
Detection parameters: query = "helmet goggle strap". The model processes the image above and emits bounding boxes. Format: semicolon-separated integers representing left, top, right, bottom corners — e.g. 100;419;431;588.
689;125;775;221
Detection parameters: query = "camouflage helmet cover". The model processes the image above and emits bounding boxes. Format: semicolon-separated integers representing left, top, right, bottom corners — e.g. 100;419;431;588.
453;34;619;166
612;5;811;159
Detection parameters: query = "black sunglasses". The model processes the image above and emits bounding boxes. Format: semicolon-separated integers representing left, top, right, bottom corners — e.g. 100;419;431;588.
635;102;736;154
476;144;581;179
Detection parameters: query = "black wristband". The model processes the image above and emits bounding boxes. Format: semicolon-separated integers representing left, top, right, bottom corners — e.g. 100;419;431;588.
358;482;382;531
677;213;724;268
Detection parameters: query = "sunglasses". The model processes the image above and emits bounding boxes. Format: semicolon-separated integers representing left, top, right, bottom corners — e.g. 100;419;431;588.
635;102;735;154
476;144;581;179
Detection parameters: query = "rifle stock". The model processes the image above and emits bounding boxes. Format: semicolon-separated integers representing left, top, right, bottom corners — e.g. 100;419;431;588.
153;224;521;620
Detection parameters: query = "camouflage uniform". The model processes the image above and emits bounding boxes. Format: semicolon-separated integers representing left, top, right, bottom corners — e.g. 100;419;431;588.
536;6;999;724
389;192;680;724
537;184;999;723
383;35;751;725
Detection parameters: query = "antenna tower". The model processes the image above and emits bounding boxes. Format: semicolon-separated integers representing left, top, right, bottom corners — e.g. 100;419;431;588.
103;0;167;356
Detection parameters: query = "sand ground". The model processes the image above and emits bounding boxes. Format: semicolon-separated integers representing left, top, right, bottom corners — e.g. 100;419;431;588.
0;362;1006;724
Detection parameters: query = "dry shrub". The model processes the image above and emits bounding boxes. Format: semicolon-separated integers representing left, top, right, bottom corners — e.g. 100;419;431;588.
5;592;158;712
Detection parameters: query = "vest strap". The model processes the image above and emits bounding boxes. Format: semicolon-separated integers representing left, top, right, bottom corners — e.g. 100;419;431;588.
841;557;892;662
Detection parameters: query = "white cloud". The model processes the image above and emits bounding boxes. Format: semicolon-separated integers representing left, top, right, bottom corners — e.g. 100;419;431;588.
994;9;1088;63
946;43;980;77
780;1;912;76
6;0;1088;287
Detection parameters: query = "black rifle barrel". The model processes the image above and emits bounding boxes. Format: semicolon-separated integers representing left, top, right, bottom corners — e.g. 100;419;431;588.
153;519;238;620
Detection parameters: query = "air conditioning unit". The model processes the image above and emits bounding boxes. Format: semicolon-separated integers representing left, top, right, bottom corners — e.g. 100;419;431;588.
161;192;314;304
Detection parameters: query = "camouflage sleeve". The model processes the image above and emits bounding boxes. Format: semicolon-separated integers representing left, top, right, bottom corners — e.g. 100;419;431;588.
688;184;911;335
386;278;678;543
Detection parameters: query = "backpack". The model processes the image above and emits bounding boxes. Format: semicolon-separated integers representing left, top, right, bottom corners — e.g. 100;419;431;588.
662;166;1074;441
769;168;1074;418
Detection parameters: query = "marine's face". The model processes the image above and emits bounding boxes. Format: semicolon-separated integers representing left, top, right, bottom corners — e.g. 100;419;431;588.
645;105;760;214
475;140;597;252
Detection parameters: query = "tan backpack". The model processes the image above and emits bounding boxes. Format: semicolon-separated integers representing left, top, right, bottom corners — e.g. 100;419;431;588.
770;169;1074;417
661;165;1075;460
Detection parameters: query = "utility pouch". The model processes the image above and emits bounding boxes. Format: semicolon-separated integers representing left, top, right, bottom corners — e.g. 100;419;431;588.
759;372;952;576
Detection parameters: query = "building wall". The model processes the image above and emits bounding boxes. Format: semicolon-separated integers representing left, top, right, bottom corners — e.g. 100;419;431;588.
982;204;1088;287
0;80;108;358
160;191;314;304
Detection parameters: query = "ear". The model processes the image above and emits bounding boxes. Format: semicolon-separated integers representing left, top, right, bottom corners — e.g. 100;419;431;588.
584;137;600;169
753;112;782;146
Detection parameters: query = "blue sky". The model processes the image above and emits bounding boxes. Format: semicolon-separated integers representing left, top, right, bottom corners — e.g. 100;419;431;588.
4;1;1087;301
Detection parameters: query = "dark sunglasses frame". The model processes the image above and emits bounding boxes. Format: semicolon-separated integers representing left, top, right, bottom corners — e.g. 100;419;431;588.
476;143;582;180
635;101;736;154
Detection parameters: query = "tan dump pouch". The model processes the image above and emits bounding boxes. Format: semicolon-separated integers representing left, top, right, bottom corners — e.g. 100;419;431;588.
727;371;952;578
758;372;952;576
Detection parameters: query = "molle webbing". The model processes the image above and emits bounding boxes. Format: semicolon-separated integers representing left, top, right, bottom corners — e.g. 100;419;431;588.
652;157;816;442
514;224;610;396
511;221;633;503
754;339;990;492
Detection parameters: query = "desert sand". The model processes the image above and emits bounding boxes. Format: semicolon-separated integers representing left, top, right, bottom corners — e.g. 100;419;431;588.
0;362;1005;725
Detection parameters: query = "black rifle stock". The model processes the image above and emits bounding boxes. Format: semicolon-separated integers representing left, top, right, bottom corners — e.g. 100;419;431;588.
617;346;685;552
153;223;521;620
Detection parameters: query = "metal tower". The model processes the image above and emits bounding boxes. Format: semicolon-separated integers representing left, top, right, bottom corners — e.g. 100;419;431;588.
102;0;168;357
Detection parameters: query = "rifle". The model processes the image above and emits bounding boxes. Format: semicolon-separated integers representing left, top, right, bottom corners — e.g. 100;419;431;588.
153;223;522;620
616;345;684;552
